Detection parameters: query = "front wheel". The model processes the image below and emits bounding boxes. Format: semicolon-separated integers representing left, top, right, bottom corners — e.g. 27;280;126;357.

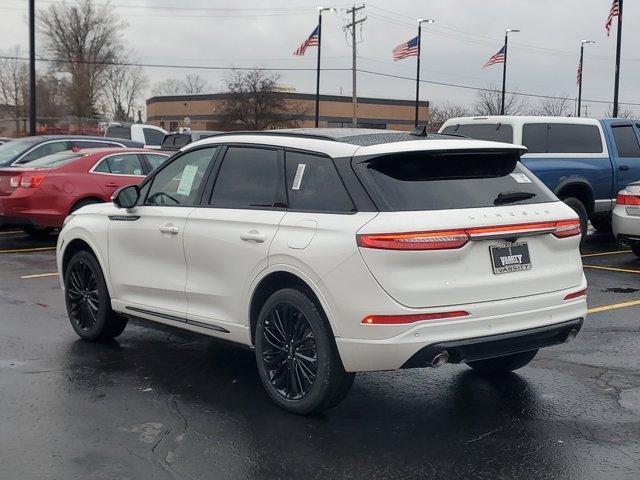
466;349;538;375
64;250;127;341
255;288;354;415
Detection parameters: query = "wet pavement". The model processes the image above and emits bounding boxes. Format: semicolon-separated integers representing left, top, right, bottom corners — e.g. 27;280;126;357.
1;227;639;479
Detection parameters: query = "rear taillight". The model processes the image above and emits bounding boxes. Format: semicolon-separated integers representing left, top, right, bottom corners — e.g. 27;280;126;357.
616;192;640;206
362;310;469;325
357;219;582;250
19;175;46;188
9;176;20;188
564;288;587;301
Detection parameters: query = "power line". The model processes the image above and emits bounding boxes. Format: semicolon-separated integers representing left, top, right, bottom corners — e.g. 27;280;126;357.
2;54;637;107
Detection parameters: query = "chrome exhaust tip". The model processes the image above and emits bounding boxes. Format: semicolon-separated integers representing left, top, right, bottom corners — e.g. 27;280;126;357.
431;350;449;368
564;329;579;343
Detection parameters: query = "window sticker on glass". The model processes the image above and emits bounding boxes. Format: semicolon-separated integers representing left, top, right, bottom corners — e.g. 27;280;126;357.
510;172;532;184
176;164;199;196
134;168;142;175
292;163;306;190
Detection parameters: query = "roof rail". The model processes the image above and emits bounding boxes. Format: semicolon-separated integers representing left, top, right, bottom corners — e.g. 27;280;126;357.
192;130;337;142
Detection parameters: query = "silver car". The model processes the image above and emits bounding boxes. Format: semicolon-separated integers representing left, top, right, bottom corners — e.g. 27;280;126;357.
613;182;640;256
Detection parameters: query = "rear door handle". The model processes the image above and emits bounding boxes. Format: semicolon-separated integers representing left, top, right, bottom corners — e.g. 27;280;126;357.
105;182;118;187
159;226;180;235
619;165;630;171
240;231;266;243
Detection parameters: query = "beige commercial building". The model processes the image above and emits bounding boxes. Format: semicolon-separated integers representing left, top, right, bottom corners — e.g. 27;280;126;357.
146;92;429;132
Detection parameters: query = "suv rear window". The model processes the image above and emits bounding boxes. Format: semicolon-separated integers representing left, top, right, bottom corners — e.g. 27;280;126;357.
522;123;603;154
441;123;513;143
355;150;555;211
105;125;131;140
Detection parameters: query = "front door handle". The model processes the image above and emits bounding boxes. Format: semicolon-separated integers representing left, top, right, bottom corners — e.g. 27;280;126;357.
619;165;630;171
240;231;266;243
159;226;180;235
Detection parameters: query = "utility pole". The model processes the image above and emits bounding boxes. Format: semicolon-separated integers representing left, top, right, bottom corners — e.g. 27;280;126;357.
577;40;596;118
612;0;623;117
28;0;36;136
345;5;365;127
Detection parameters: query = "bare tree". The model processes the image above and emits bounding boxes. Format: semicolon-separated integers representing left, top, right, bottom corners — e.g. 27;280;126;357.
474;86;527;116
0;46;29;134
604;107;637;119
152;74;210;96
531;96;572;116
220;69;305;130
37;72;71;125
103;63;148;121
428;102;471;132
39;0;125;120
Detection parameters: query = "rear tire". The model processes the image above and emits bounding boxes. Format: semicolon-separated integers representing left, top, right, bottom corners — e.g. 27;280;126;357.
590;216;612;233
255;288;354;415
70;198;102;214
630;242;640;258
562;197;588;247
466;349;538;375
22;225;54;238
64;250;127;341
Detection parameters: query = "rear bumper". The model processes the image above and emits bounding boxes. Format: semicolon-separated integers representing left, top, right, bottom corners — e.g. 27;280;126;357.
612;206;640;241
401;318;582;368
0;197;66;228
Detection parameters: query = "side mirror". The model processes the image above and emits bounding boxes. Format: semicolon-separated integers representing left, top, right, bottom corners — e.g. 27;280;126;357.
112;185;140;209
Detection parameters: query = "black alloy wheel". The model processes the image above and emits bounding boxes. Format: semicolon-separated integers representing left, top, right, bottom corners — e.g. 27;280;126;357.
261;302;318;400
67;259;101;331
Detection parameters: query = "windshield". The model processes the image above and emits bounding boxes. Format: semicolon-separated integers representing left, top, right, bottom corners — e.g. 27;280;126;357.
0;138;41;166
27;151;85;168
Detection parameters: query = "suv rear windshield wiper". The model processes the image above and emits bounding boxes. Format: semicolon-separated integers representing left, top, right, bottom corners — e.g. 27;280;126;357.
493;191;537;205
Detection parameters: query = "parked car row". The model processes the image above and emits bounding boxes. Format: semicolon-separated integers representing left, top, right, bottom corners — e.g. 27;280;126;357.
57;128;587;415
0;134;170;234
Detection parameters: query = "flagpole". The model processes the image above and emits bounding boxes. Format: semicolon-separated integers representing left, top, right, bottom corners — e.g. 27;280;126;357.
500;28;519;115
577;40;595;118
613;0;623;117
415;19;434;127
315;11;323;127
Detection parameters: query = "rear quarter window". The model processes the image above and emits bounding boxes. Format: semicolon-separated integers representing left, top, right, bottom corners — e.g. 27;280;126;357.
355;150;556;211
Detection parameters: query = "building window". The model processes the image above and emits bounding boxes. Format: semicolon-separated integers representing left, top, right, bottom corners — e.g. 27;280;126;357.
169;121;178;131
159;121;165;129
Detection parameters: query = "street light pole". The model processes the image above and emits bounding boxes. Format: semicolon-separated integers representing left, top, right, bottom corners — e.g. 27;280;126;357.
28;0;36;136
415;18;435;127
501;28;519;116
315;6;335;128
612;0;624;117
577;40;595;118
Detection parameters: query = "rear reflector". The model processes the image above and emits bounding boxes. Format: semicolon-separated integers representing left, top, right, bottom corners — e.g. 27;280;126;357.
564;288;587;301
362;310;469;325
616;193;640;206
19;175;46;188
357;219;582;250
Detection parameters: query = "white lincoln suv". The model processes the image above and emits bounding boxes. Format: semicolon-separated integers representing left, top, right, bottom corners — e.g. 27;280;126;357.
56;129;587;414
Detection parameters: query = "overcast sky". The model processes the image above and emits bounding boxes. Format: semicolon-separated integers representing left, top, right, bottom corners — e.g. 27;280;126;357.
1;0;639;117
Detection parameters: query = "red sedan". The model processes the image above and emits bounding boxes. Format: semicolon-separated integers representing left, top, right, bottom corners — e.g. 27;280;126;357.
0;148;170;236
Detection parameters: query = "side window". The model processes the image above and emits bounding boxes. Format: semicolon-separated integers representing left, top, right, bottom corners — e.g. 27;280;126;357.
72;140;117;149
19;141;70;163
522;124;548;153
94;154;144;175
285;151;355;212
105;125;131;139
145;147;217;206
143;128;165;146
209;147;280;209
547;124;602;153
145;154;170;169
612;125;640;158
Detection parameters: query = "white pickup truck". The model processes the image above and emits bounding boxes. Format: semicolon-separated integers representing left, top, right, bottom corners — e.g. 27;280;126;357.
104;123;167;150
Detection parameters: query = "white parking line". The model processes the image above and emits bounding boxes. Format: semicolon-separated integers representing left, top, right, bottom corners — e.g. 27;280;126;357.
20;272;59;279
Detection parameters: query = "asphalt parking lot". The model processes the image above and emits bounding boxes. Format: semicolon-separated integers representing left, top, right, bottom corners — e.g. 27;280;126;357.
1;227;639;479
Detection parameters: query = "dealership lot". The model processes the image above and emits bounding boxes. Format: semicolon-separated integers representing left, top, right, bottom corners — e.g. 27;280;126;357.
1;227;639;479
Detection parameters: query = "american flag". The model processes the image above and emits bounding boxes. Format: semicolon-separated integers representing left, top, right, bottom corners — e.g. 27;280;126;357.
483;46;506;68
392;36;419;61
576;59;582;86
293;25;319;56
605;0;620;37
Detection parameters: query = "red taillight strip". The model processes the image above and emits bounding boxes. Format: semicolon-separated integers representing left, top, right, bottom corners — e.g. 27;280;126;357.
357;219;581;251
616;193;640;206
564;288;587;301
362;310;469;325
